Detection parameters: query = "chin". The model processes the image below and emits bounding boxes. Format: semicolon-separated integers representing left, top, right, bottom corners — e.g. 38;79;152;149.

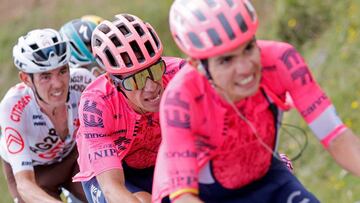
51;101;66;107
143;106;160;113
50;97;67;106
232;86;259;102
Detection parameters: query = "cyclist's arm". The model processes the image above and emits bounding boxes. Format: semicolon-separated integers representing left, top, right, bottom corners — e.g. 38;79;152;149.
96;169;147;203
76;90;141;201
155;81;200;202
327;129;360;176
270;42;360;176
14;170;62;203
172;193;204;203
0;93;61;202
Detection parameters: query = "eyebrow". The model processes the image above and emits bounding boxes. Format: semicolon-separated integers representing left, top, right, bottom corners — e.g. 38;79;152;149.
39;66;68;77
40;72;51;77
59;66;68;71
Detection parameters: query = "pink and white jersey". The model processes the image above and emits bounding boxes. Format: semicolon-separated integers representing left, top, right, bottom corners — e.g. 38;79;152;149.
152;41;346;202
0;68;94;174
73;57;184;182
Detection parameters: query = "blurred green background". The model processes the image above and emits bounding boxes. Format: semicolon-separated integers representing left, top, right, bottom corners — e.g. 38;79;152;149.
0;0;359;202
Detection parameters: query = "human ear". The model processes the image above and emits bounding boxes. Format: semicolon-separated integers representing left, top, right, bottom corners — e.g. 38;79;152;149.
18;72;33;87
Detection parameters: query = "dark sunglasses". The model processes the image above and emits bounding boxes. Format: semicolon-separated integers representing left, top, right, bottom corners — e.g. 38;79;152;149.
109;59;166;91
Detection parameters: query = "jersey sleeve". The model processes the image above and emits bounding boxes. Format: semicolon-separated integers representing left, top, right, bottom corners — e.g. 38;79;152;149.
273;42;346;147
75;91;130;181
0;94;34;174
153;76;199;202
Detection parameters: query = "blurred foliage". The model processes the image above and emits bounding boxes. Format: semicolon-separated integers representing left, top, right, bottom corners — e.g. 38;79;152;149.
275;1;360;202
1;0;360;203
273;0;333;48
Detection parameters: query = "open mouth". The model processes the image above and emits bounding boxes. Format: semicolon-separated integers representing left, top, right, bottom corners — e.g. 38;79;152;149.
144;89;162;102
51;91;63;97
238;75;255;85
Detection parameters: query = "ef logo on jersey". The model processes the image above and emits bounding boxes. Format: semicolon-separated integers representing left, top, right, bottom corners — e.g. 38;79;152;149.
5;127;24;154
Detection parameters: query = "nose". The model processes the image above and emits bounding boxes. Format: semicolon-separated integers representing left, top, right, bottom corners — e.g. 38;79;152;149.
143;78;158;92
51;74;65;88
235;59;254;75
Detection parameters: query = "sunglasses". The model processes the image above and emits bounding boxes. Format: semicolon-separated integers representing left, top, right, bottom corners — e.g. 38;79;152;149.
32;41;68;62
109;59;166;91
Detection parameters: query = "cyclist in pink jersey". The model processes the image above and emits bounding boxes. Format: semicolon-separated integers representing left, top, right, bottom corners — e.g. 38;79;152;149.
73;14;184;203
153;0;360;203
0;28;91;203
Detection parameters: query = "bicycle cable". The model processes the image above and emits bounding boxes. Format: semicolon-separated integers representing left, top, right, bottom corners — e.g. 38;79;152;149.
277;122;308;161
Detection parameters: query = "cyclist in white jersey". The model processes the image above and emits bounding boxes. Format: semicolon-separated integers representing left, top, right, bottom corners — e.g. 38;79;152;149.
0;28;94;203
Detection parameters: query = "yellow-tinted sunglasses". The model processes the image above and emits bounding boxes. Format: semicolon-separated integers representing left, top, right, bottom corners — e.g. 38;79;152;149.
110;59;166;91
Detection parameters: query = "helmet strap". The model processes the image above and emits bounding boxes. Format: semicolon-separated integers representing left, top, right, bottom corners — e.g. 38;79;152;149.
29;73;70;105
29;73;48;105
199;59;213;80
106;73;128;99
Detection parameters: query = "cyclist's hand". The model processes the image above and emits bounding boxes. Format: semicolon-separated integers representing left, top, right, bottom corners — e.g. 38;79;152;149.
173;193;204;203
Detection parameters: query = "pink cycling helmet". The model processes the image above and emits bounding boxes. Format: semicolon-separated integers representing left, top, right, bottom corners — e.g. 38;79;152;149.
92;13;163;75
169;0;258;59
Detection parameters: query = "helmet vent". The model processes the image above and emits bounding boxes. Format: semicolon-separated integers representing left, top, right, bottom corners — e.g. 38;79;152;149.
174;34;184;48
148;27;160;48
244;0;256;22
94;38;102;47
193;10;206;22
110;35;122;47
217;13;235;40
95;55;105;68
117;24;131;36
188;32;204;48
129;40;145;63
225;0;234;7
120;52;133;67
105;49;118;67
144;40;155;57
70;41;82;54
30;44;39;50
52;37;58;43
99;24;110;34
204;0;217;8
123;14;135;22
18;61;24;69
235;13;248;32
98;24;111;34
134;24;145;36
207;28;222;46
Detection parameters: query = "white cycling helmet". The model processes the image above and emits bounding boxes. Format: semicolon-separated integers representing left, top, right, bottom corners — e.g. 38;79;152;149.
13;28;71;74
